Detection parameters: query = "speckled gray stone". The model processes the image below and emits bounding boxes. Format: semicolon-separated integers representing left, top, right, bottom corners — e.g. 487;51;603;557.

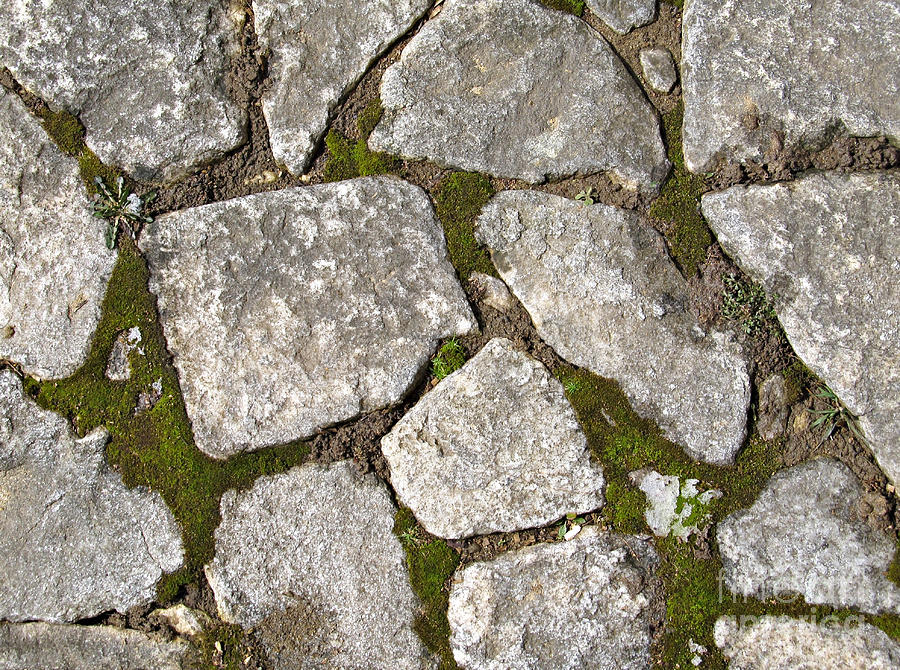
757;374;789;441
0;0;245;182
448;526;659;670
639;47;677;93
586;0;657;34
0;88;116;380
469;272;516;312
382;338;605;539
141;177;475;459
0;371;184;623
476;190;751;464
682;0;900;173
370;0;669;191
702;172;900;484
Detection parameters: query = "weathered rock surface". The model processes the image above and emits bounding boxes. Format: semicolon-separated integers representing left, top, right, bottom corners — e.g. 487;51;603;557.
370;0;669;190
702;172;900;484
757;374;789;441
0;622;190;670
204;460;430;669
476;190;750;464
629;469;721;540
639;47;677;93
717;459;900;615
682;0;900;173
0;0;245;182
142;177;475;458
587;0;657;35
382;338;605;539
105;327;143;382
470;272;516;312
714;616;900;669
150;604;210;638
0;89;116;380
255;0;430;174
448;526;659;669
0;371;183;623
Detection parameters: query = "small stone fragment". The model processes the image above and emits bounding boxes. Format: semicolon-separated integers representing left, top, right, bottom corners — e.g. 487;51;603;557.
629;470;721;540
151;604;210;638
469;271;516;312
370;0;669;190
714;616;900;669
382;338;605;539
476;190;751;464
448;526;659;669
639;47;678;93
0;371;184;622
105;327;143;381
688;637;707;666
204;461;430;669
757;374;788;441
587;0;657;35
717;458;900;615
141;177;475;458
0;622;189;670
0;89;116;379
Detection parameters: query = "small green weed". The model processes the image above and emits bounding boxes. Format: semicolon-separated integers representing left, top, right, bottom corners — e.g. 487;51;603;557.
92;176;155;249
808;385;867;446
556;512;586;539
432;338;466;380
721;274;777;336
575;187;598;205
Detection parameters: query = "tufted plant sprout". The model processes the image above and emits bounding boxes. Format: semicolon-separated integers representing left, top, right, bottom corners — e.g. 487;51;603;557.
92;176;156;249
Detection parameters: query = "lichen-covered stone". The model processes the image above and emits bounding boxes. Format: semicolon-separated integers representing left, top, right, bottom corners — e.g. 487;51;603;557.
0;371;184;623
204;461;430;669
382;338;605;539
0;0;245;182
586;0;657;35
448;526;659;669
255;0;430;174
370;0;669;190
702;172;900;484
476;190;750;464
717;459;900;615
682;0;900;173
639;47;677;93
714;616;900;669
105;327;143;382
141;177;475;458
0;89;116;380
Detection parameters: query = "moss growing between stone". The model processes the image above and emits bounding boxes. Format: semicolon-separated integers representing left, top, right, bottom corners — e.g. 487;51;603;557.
540;0;585;15
433;172;496;280
322;100;399;182
650;103;713;277
195;621;260;670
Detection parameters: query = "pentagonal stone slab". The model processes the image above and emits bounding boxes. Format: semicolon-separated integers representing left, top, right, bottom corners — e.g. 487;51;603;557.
714;616;900;670
448;527;659;669
369;0;669;190
476;190;750;464
682;0;900;173
0;371;184;623
0;0;246;182
381;337;605;539
702;172;900;484
586;0;657;35
255;0;430;174
717;459;900;615
0;89;116;380
141;177;475;459
204;461;430;670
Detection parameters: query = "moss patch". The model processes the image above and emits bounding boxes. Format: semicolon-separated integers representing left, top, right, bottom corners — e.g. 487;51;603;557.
539;0;585;15
322;100;399;182
433;172;496;280
432;338;467;380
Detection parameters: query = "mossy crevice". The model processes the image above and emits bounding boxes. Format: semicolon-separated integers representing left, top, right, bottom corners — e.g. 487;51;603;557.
539;0;585;15
322;100;399;182
433;171;497;280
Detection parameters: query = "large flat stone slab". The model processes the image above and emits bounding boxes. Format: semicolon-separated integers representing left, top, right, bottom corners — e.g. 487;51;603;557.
141;177;475;458
702;172;900;484
255;0;429;174
682;0;900;173
382;337;605;539
0;0;245;182
717;459;900;615
476;190;750;464
0;371;183;623
448;527;659;669
0;89;116;380
204;460;430;669
369;0;669;190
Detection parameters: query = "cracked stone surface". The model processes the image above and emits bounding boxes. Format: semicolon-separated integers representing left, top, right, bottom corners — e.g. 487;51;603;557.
476;190;751;464
717;458;900;615
639;47;677;93
381;337;605;539
0;622;190;670
0;0;246;182
255;0;430;174
0;371;184;623
0;88;116;380
714;616;900;669
204;460;430;670
141;176;475;459
702;171;900;484
370;0;669;190
682;0;900;173
586;0;657;35
448;526;659;670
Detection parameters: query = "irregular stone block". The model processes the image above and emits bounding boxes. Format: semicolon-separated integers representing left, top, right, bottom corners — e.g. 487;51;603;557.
587;0;657;35
757;374;788;441
470;272;516;312
639;47;677;93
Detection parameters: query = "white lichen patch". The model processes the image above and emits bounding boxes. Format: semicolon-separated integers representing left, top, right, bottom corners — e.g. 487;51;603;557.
629;469;722;540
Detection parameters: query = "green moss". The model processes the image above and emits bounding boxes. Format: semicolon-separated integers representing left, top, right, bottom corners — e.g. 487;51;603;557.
783;359;815;405
322;100;399;182
433;172;496;280
26;238;309;601
603;480;647;535
432;338;466;380
650;103;713;277
394;508;460;669
539;0;585;15
195;621;258;670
